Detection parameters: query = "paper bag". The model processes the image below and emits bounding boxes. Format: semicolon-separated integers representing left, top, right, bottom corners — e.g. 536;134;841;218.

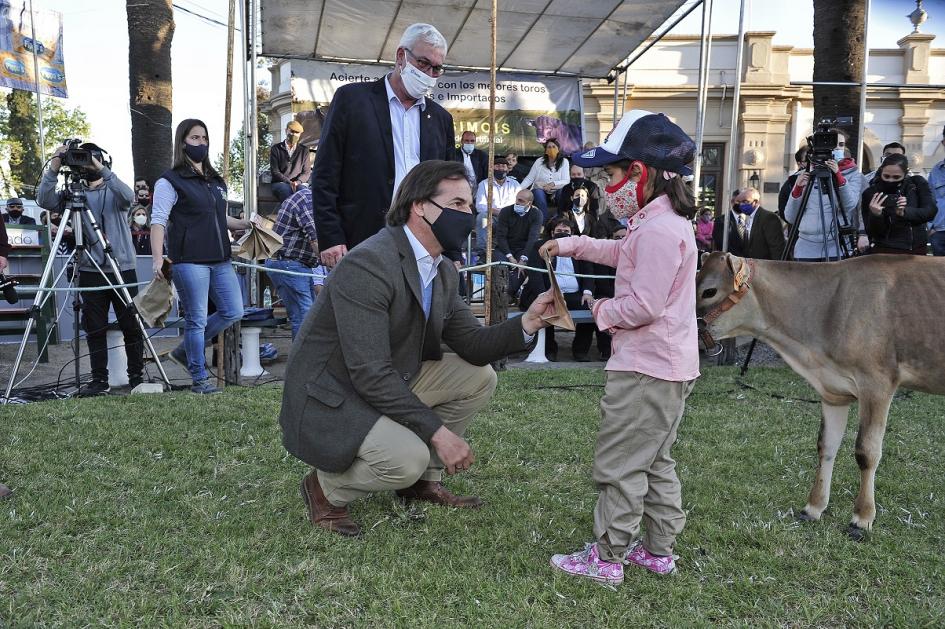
134;260;174;327
540;252;575;331
237;214;284;261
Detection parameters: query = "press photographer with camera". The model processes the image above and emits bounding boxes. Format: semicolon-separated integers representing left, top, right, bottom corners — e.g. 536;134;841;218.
784;124;866;261
861;153;936;255
37;141;143;395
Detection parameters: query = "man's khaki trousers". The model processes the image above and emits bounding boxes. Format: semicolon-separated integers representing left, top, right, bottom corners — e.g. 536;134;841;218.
593;370;695;561
319;354;497;507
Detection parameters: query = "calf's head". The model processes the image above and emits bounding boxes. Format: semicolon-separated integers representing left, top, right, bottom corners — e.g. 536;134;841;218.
696;252;757;341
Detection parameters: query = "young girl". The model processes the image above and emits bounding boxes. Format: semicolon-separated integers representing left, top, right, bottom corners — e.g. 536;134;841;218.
543;111;700;584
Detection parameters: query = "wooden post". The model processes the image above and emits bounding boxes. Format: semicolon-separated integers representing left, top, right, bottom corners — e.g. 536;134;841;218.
218;0;241;386
483;0;498;326
490;264;509;370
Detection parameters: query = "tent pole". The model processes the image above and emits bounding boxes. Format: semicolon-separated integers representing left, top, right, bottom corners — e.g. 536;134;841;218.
692;0;714;203
621;69;629;115
612;75;619;128
721;0;747;253
484;0;498;326
28;0;46;163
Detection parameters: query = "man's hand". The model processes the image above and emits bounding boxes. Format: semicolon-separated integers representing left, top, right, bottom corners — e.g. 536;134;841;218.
90;154;105;173
290;180;298;192
538;239;559;259
49;145;67;171
431;426;474;475
0;256;7;273
152;257;170;281
795;171;810;189
521;289;555;335
581;292;594;307
321;244;348;267
857;234;870;253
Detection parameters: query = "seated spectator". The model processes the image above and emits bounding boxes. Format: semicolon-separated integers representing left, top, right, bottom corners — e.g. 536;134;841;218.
518;138;570;219
40;208;75;254
3;198;36;224
494;189;542;299
270;120;311;202
474;156;517;262
134;177;151;205
695;208;714;253
129;205;153;256
455;130;488;190
505;151;529;183
732;187;786;260
520;216;597;361
556;188;601;239
861;153;937;255
778;147;809;221
556;165;601;215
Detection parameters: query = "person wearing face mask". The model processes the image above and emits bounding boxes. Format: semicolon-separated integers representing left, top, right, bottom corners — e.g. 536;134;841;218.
518;138;570;219
861;153;936;255
128;206;152;256
695;209;714;253
39;142;142;396
929;125;945;256
556;165;601;215
270;120;312;202
3;199;36;224
313;23;455;270
729;188;785;261
712;189;748;256
41;208;75;255
784;128;866;260
521;216;598;361
494;189;543;299
279;160;555;537
455;130;488;190
543;110;700;584
149;119;251;394
473;156;518;262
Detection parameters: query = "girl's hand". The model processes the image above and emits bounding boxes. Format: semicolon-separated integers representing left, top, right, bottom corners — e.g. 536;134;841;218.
538;239;559;259
868;193;886;216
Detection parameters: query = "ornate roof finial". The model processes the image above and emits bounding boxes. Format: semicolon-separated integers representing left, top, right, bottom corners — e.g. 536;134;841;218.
908;0;928;34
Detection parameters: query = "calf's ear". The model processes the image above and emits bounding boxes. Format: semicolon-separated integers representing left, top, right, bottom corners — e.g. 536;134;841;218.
725;253;744;275
699;251;711;267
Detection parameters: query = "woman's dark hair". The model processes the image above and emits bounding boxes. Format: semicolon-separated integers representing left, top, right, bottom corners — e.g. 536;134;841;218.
643;165;697;220
386;160;469;226
173;118;221;179
878;153;909;176
541;138;565;171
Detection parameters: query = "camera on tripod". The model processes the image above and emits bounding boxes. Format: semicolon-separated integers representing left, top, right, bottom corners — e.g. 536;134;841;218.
58;139;111;180
0;273;19;304
807;116;853;168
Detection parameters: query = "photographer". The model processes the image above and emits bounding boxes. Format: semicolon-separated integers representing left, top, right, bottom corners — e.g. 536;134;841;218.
38;142;142;396
784;129;865;261
861;153;936;255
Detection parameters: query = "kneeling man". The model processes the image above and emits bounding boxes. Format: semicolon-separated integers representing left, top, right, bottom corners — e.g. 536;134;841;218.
279;160;553;536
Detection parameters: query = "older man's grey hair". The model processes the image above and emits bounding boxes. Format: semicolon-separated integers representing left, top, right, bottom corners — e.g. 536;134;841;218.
399;23;448;54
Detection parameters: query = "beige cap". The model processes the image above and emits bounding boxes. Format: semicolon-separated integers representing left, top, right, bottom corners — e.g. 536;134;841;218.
286;120;303;133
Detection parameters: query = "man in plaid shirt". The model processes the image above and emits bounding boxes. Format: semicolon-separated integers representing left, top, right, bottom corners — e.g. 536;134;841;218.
265;187;321;338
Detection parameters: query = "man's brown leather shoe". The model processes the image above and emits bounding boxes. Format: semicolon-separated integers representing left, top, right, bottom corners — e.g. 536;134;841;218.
0;483;11;500
396;480;483;509
299;471;361;537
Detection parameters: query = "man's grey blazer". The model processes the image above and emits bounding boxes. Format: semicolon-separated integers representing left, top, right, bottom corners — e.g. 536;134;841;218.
279;225;530;472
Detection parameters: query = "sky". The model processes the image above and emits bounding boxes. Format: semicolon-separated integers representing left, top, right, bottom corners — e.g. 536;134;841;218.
7;0;945;188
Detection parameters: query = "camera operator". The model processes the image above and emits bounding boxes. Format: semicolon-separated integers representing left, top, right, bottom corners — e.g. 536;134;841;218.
784;128;866;261
38;143;143;396
861;153;936;255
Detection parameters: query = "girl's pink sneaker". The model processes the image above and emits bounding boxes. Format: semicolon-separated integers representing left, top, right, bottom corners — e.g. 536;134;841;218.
550;543;624;585
625;541;677;575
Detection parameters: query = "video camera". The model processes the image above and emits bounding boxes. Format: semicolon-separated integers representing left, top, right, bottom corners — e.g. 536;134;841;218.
806;116;853;167
59;139;112;179
0;273;19;304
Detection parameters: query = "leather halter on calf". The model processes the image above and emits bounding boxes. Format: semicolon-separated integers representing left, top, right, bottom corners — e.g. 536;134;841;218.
697;257;755;355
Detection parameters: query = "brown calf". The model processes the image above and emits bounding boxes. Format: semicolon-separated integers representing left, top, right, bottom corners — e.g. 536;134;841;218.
696;252;945;538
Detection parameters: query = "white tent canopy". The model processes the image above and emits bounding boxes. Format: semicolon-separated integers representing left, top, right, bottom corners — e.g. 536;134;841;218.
260;0;689;79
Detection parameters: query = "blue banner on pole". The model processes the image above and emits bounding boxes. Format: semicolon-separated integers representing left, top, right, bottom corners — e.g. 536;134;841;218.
0;0;68;97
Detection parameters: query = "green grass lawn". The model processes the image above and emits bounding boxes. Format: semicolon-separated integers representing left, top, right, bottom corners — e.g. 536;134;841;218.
2;366;944;626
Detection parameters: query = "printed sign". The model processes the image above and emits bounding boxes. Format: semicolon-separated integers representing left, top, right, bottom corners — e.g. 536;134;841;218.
0;0;68;97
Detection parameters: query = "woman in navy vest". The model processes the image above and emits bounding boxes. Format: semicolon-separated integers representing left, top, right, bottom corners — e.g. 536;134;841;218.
150;119;250;394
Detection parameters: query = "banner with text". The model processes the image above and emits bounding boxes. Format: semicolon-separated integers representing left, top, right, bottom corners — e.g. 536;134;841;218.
288;62;583;156
0;0;68;97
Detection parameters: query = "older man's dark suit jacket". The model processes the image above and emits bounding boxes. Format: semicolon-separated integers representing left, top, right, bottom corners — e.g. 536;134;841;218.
280;225;531;473
312;78;455;252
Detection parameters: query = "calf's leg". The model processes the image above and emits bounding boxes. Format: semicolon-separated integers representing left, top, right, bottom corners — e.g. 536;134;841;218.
800;401;849;521
849;393;893;537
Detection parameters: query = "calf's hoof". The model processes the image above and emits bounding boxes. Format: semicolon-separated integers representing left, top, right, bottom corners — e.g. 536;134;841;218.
846;524;868;542
797;509;819;523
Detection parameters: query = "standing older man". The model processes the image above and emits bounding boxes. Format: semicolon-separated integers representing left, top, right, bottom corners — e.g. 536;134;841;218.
731;187;786;260
314;23;456;267
280;161;553;537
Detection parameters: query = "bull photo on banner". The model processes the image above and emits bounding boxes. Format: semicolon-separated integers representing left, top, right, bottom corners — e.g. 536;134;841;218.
0;0;68;97
287;61;583;156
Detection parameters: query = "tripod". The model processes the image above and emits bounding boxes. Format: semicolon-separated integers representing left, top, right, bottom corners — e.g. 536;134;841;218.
739;163;856;375
3;175;171;400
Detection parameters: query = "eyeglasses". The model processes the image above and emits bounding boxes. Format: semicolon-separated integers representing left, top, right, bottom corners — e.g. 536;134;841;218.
405;48;445;77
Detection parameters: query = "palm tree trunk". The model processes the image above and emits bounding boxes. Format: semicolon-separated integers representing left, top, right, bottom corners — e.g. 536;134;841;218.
812;0;866;153
126;0;174;187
